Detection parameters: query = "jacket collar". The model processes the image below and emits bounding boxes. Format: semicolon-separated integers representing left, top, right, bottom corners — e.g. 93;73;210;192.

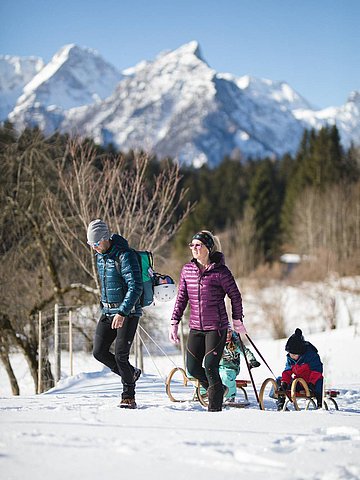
191;251;225;268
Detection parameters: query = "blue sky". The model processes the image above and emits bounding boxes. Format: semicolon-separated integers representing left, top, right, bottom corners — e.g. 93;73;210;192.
1;0;359;109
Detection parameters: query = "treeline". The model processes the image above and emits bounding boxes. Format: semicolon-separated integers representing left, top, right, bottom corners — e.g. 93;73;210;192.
1;121;359;277
175;125;360;276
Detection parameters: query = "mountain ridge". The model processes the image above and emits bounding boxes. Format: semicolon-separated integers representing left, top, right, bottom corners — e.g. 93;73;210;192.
1;41;359;166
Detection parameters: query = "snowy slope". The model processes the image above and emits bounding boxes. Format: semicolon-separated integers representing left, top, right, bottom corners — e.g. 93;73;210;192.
0;327;359;480
8;44;122;133
1;274;359;479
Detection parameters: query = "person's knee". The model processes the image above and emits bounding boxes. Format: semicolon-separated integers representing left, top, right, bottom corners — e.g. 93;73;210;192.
187;361;203;379
93;344;105;362
115;351;129;365
186;363;197;378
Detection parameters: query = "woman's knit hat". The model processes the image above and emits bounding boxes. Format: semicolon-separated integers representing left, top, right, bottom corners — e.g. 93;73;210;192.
285;328;306;355
192;231;215;252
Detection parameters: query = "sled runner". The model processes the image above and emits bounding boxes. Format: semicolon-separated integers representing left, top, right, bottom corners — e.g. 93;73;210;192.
165;367;250;408
259;377;340;411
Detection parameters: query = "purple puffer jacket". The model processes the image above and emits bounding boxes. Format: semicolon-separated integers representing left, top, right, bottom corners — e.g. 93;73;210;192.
171;252;243;331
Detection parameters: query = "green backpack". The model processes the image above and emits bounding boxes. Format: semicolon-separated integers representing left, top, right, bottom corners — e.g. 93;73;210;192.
115;249;157;307
133;250;155;307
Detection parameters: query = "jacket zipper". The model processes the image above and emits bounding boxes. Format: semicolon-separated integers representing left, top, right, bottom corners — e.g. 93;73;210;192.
198;270;204;329
103;257;108;304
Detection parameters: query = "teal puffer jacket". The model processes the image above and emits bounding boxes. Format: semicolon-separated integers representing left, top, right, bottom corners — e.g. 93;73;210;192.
96;234;143;317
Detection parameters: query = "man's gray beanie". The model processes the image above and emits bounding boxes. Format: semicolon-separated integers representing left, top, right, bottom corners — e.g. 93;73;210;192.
87;219;110;244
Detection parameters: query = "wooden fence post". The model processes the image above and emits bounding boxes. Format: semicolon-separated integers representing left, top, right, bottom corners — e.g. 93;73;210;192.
69;310;73;376
37;311;42;394
54;303;61;383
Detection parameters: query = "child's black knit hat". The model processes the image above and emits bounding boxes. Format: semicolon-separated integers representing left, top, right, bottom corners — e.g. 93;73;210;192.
285;328;306;355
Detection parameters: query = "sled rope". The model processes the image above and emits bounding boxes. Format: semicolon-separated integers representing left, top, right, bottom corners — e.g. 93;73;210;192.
245;333;277;379
138;324;178;367
238;335;259;404
137;324;178;381
137;330;167;381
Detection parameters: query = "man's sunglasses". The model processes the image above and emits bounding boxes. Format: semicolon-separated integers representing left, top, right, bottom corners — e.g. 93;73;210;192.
88;240;102;248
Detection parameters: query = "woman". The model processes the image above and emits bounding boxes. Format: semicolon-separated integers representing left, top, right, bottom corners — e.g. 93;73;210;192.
169;230;246;411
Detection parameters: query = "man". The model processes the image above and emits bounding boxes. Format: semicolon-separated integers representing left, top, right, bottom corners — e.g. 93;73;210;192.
87;219;143;409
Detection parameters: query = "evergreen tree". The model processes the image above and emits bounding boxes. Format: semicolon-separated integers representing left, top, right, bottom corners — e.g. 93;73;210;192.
277;153;295;204
342;143;360;181
307;125;343;187
211;157;247;229
281;126;346;242
0;121;18;146
248;159;280;263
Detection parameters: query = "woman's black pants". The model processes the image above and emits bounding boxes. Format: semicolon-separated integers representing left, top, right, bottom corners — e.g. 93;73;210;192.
93;314;139;399
186;328;227;411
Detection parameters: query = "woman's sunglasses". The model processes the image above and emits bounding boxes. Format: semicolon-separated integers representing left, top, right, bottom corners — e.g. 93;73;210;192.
188;243;203;249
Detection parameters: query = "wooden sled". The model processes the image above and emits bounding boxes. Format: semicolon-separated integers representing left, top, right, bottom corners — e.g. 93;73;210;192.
165;367;251;408
259;377;340;411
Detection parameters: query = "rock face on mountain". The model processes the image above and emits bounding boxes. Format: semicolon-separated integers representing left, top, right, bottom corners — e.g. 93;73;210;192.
3;41;359;166
0;55;44;120
7;44;122;133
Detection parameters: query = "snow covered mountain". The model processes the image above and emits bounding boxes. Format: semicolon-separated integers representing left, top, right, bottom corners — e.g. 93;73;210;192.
293;90;360;151
60;41;313;165
0;55;44;120
3;41;359;166
8;44;122;133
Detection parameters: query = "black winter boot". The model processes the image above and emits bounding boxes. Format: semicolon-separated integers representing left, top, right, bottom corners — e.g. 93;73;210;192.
119;397;137;409
276;397;286;411
133;367;141;383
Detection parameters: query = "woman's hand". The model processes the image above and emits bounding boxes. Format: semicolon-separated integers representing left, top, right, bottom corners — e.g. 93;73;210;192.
233;319;247;335
169;323;180;344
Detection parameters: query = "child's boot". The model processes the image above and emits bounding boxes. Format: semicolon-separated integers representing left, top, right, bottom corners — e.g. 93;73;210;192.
316;393;323;409
276;397;286;411
249;359;261;369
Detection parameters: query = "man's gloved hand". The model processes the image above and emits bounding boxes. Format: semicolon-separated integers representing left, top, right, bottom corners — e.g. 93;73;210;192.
169;323;180;344
233;319;247;335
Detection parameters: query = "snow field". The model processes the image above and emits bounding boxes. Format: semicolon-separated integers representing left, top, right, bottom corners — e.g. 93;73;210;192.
1;326;360;480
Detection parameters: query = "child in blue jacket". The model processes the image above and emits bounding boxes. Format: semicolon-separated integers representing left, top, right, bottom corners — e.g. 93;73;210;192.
277;328;324;410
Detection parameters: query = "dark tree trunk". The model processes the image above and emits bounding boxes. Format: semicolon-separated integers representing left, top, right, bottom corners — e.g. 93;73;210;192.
0;348;20;395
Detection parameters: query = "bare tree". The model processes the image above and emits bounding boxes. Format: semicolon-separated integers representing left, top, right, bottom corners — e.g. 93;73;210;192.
259;291;286;339
45;138;193;286
221;205;259;278
1;131;193;393
0;129;68;393
291;182;360;275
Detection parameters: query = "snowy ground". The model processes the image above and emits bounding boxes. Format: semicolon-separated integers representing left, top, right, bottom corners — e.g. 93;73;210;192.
1;327;360;480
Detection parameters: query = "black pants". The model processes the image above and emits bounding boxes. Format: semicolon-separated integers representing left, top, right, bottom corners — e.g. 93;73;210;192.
93;314;139;399
186;329;227;411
